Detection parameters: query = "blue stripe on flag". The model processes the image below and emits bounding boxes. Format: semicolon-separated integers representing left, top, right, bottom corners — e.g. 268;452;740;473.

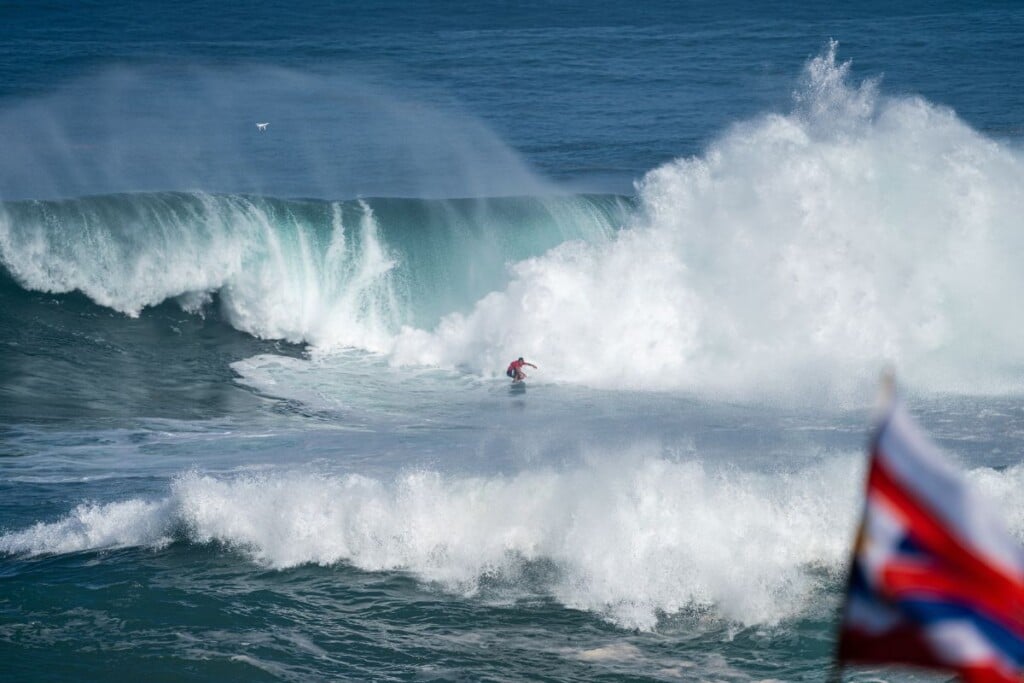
902;598;1024;665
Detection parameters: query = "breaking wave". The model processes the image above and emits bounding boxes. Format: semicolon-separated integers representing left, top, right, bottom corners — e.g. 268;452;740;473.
4;453;1024;630
4;44;1024;399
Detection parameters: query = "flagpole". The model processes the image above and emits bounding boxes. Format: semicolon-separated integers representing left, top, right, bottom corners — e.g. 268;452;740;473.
875;367;896;418
831;371;896;681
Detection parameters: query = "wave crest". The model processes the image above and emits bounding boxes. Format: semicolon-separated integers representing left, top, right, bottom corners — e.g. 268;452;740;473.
7;456;1024;630
0;455;856;629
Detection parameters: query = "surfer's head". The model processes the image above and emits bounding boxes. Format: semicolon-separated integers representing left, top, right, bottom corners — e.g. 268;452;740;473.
518;357;524;362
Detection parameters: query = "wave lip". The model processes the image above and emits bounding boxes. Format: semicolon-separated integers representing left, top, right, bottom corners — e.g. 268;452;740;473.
0;192;625;350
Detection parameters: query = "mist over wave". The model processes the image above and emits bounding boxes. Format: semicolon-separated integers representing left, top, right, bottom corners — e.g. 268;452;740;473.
0;66;547;200
392;43;1024;398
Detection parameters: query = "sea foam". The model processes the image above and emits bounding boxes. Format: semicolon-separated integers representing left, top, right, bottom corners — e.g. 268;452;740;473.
391;43;1024;398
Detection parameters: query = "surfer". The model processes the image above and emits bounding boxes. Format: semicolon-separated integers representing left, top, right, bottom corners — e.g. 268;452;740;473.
506;357;537;383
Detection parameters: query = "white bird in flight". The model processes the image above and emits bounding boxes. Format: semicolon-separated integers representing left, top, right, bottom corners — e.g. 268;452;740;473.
256;122;269;131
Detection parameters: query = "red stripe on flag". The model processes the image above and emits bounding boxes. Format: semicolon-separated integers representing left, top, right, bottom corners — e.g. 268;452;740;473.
838;624;938;666
840;626;1019;683
868;451;1024;595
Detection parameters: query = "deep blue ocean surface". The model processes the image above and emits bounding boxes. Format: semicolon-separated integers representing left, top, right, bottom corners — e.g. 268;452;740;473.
3;2;1024;681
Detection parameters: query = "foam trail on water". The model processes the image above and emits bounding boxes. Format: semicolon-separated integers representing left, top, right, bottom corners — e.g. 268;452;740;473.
391;43;1024;399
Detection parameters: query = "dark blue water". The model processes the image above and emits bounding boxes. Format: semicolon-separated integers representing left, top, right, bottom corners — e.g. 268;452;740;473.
3;2;1024;681
3;1;1023;198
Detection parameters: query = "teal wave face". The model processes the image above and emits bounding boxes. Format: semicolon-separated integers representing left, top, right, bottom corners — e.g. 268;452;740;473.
0;192;630;343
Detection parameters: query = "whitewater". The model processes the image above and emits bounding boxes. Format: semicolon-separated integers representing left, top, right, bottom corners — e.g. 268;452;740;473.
4;13;1024;681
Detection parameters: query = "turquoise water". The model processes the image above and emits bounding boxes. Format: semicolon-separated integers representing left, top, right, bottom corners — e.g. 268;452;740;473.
3;2;1024;681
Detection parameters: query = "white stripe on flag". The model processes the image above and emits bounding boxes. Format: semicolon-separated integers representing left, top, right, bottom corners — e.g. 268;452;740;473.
877;401;1024;579
927;620;1010;670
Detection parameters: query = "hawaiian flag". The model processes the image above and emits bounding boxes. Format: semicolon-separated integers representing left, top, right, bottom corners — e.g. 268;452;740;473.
836;393;1024;682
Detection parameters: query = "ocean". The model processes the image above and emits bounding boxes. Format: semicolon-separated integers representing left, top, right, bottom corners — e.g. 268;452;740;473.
3;1;1024;680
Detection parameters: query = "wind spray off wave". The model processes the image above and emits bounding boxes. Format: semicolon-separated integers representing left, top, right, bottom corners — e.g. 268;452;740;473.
0;67;550;201
392;43;1024;399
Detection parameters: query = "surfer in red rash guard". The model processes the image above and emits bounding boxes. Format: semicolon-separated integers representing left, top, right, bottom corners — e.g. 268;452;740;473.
505;357;536;383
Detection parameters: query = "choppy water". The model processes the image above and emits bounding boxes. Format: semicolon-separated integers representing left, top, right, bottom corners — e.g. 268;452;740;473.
3;2;1024;681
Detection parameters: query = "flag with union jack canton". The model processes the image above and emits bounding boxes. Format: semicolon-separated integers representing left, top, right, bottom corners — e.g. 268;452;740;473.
836;395;1024;682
